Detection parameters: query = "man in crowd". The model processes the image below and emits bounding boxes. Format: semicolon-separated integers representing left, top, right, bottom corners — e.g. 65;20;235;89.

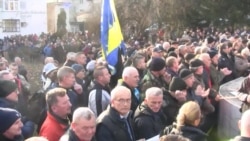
96;86;135;141
60;107;96;141
0;107;23;141
56;66;83;111
39;88;72;141
133;87;166;140
88;66;111;117
141;57;169;99
0;79;34;139
121;66;140;113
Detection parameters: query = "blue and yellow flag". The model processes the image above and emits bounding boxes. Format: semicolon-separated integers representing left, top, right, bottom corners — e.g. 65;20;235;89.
100;0;125;67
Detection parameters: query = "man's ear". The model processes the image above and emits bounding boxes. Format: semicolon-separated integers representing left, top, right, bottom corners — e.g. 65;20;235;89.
144;98;147;104
238;120;241;130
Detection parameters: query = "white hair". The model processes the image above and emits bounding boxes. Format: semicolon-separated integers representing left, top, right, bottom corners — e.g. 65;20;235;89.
145;87;163;99
110;86;130;101
122;66;137;79
72;107;95;123
66;52;77;60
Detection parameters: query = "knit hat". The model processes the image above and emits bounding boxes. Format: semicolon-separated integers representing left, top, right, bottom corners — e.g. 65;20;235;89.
207;50;218;59
167;51;178;58
71;64;85;74
0;80;17;98
169;77;187;91
184;53;195;62
153;46;164;52
43;63;58;76
149;58;166;71
189;59;203;70
0;108;21;134
179;69;193;80
86;60;96;72
207;36;215;44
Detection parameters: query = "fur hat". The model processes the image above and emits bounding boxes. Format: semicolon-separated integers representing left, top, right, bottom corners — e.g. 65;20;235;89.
189;59;203;70
149;58;166;71
0;108;21;134
0;80;17;98
169;77;187;91
179;69;193;80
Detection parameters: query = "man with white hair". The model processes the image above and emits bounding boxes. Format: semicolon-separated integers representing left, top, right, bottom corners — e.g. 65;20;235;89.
133;87;166;140
60;107;96;141
120;66;140;113
63;52;76;67
232;109;250;141
96;86;135;141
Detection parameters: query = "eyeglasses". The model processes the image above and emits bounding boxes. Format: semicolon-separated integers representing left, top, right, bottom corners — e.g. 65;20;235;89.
115;98;131;104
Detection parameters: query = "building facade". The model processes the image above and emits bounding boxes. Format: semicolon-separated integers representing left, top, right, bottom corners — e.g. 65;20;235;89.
47;0;101;33
0;0;47;38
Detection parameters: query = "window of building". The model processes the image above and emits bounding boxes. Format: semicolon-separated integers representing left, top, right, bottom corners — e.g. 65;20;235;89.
0;0;3;9
5;0;19;11
2;19;20;32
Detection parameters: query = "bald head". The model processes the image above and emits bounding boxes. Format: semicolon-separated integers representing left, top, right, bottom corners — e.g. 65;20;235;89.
239;110;250;136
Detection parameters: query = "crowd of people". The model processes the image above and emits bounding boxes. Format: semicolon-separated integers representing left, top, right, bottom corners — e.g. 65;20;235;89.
0;26;250;141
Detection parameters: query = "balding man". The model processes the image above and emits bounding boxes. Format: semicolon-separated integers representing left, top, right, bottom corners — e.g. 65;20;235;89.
232;110;250;140
96;86;135;141
120;66;140;113
133;87;166;140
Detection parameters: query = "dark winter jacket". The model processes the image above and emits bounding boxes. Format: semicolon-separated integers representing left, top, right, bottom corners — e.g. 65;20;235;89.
60;129;96;141
96;106;136;141
133;103;166;140
181;125;207;141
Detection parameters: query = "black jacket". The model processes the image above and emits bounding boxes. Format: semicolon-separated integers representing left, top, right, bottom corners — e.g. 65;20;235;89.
181;125;207;141
133;103;166;140
162;91;183;125
96;106;135;141
60;129;96;141
0;135;23;141
218;52;237;84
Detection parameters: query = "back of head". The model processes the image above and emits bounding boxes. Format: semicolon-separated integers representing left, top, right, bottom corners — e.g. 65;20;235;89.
176;101;201;129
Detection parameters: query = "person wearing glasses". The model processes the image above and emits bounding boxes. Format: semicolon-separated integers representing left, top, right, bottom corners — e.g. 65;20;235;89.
96;86;135;141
